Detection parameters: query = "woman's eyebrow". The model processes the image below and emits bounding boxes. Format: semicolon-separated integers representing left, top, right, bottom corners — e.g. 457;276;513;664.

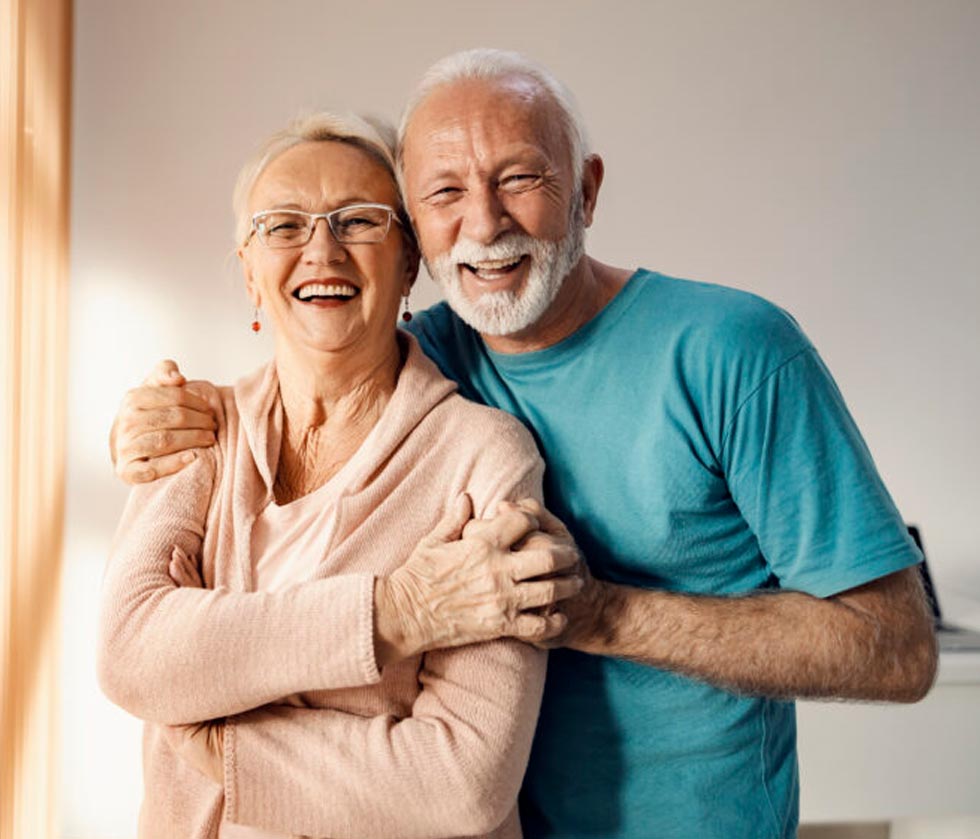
260;195;380;211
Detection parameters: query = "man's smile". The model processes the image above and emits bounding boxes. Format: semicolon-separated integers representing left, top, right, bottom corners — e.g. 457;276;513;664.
462;255;529;282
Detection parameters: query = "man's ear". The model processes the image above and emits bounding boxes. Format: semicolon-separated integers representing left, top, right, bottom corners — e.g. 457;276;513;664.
580;154;605;228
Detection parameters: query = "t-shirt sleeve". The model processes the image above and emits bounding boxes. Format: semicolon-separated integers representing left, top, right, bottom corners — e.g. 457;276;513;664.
720;347;921;597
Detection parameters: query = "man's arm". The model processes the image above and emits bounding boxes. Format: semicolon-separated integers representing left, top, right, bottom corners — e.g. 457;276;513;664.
110;360;218;483
559;555;937;702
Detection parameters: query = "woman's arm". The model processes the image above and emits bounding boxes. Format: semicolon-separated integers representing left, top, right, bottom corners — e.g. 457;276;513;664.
223;635;545;838
97;451;571;726
96;451;383;724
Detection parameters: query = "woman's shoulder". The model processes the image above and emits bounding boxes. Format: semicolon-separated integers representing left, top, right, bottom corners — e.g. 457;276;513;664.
399;332;541;465
432;392;542;464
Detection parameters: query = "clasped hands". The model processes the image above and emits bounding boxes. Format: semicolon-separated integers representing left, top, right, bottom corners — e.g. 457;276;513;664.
163;499;605;786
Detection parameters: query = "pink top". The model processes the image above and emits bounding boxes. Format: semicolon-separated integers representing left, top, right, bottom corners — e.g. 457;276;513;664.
252;476;345;593
98;334;547;839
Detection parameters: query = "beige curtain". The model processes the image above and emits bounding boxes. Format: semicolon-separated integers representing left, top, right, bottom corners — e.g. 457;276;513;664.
1;0;72;836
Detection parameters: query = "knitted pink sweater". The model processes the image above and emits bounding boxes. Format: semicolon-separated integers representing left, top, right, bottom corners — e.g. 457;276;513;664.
97;335;547;839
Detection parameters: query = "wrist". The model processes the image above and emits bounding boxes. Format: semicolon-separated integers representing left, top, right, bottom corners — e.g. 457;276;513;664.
373;576;424;667
568;579;619;655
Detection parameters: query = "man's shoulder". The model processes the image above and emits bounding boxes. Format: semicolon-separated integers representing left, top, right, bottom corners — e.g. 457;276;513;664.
634;270;812;363
403;301;473;354
401;302;485;392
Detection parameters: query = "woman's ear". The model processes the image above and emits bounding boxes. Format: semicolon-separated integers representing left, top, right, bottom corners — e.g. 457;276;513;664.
401;237;421;296
238;246;261;309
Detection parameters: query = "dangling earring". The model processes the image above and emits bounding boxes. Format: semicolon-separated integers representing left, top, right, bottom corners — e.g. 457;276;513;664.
251;307;261;333
401;293;412;323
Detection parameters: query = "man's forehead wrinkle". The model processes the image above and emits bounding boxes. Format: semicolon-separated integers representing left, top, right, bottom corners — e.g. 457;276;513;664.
402;76;570;193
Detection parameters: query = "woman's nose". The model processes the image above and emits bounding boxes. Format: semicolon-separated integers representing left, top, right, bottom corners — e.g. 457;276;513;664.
302;217;347;263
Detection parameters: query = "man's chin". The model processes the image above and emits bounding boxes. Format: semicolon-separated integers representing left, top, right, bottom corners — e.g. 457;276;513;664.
444;282;551;337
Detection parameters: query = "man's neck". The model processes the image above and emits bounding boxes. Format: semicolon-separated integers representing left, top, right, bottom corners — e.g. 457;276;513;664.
481;256;635;354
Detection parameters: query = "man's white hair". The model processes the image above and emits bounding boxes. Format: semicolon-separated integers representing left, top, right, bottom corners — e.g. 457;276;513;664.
232;111;411;248
397;48;591;188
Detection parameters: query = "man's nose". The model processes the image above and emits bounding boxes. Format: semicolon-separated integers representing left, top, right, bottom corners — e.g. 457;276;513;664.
460;185;510;244
303;217;347;262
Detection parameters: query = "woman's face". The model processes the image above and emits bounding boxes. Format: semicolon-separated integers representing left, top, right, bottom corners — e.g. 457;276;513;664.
239;140;416;360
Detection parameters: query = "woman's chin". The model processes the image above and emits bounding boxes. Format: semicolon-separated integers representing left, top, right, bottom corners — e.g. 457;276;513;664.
274;324;394;363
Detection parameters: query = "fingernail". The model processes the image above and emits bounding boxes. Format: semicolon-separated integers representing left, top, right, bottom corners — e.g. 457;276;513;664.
181;451;197;464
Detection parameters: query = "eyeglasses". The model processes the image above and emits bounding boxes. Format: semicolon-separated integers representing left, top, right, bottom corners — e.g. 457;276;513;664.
249;203;402;248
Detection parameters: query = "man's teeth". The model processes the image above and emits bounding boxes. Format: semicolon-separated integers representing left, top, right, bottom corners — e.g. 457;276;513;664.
295;283;358;301
466;257;524;278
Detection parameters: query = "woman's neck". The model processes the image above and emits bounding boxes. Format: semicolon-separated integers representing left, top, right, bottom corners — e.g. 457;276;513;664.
272;336;402;503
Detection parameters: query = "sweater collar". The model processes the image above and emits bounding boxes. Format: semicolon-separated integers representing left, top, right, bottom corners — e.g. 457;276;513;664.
233;332;457;496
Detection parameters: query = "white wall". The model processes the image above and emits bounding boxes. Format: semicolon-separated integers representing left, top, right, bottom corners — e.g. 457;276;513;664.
64;1;980;835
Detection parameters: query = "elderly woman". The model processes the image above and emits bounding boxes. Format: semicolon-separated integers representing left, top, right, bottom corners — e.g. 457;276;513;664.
97;113;579;839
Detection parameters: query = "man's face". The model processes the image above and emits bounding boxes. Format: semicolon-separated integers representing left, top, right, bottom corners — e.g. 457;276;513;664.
401;78;585;336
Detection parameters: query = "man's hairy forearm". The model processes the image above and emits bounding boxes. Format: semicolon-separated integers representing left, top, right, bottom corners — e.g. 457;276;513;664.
571;567;936;702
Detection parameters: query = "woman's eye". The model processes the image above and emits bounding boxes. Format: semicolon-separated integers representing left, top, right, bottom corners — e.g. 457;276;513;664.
337;217;379;231
270;221;302;233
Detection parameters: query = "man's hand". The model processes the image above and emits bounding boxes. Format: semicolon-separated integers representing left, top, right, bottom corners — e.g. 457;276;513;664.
502;499;610;651
374;495;584;665
162;719;224;784
110;359;218;484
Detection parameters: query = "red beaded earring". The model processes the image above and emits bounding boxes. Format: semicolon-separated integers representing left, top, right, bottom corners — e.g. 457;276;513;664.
251;307;261;333
401;294;412;323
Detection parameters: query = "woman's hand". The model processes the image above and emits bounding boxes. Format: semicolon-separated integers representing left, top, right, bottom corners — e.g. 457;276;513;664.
374;495;584;665
169;545;204;588
162;720;224;784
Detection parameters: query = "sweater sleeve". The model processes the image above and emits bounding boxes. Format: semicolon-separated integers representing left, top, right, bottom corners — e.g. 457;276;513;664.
96;450;381;725
224;639;546;837
223;422;548;837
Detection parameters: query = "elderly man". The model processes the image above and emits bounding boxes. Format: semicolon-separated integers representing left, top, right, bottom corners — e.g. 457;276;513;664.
112;49;935;838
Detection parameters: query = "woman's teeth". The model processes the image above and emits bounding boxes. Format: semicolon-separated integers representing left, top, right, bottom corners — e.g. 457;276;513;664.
294;283;358;301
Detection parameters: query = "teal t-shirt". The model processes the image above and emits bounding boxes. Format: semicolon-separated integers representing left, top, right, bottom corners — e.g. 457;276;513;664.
406;270;920;838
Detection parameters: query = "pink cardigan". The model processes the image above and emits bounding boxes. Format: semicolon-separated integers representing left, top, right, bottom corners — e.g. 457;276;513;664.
97;335;547;839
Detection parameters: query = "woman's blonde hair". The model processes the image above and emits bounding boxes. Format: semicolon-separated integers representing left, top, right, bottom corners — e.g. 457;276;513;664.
232;111;412;248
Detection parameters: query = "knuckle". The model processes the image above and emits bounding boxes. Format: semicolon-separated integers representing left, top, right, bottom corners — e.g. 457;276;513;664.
121;390;139;412
471;538;493;562
129;463;154;483
526;617;547;639
520;498;542;515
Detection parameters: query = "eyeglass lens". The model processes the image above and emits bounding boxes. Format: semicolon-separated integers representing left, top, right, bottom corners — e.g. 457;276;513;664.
255;206;392;247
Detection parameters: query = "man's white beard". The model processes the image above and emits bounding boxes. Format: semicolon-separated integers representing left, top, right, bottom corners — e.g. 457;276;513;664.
425;195;586;337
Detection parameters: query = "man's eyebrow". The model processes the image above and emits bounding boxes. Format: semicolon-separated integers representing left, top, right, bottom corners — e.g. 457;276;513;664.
417;152;553;188
416;167;461;186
